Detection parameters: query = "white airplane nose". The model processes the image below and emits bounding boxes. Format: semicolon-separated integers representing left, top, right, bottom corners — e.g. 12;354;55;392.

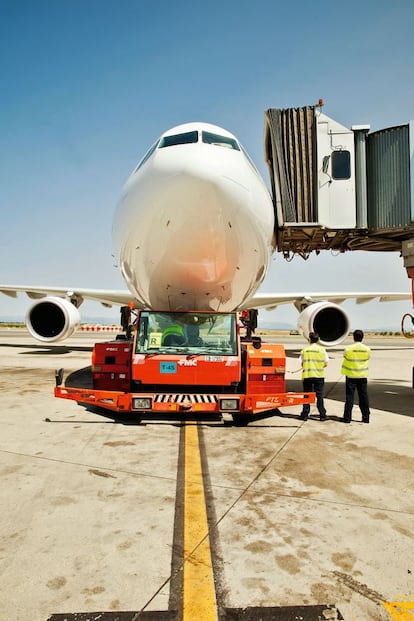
113;123;275;311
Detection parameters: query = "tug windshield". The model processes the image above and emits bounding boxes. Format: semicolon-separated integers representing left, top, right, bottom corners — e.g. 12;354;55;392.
136;312;237;356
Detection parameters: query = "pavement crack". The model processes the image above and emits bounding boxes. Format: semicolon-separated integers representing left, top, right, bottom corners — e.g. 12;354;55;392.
0;448;178;483
212;426;304;528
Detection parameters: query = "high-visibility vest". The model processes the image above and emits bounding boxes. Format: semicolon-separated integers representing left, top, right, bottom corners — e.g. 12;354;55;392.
301;344;327;379
341;342;371;378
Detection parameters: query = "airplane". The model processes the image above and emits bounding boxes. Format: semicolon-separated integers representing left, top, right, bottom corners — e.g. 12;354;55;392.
0;122;411;347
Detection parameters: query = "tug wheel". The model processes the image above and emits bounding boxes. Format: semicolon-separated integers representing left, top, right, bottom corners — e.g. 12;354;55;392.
231;412;250;426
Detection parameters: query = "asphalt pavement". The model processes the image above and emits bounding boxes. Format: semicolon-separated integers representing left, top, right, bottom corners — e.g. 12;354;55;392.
0;330;413;621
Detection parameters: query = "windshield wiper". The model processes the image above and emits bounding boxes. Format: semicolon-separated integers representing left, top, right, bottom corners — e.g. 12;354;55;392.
203;348;232;354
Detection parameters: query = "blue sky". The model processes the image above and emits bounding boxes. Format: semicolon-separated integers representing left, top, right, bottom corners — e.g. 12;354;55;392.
1;0;413;328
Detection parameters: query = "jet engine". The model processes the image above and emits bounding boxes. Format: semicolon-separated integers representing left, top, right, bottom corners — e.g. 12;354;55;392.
297;301;349;347
26;297;81;343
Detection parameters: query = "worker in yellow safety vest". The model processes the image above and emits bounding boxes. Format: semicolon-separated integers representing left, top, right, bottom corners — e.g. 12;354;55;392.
299;332;329;421
341;329;371;423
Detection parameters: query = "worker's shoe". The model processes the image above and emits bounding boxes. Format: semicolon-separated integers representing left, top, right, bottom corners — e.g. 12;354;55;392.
299;414;308;420
320;415;327;421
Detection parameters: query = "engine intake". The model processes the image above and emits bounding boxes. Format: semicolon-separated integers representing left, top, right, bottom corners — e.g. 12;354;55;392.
26;297;81;342
297;301;349;347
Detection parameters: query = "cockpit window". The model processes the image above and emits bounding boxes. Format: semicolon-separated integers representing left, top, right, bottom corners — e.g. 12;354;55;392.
240;144;260;173
158;131;199;148
134;139;159;172
202;131;240;150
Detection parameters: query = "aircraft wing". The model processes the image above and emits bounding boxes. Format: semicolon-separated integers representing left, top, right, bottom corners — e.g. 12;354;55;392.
1;285;410;311
244;291;412;310
0;285;145;308
1;285;411;346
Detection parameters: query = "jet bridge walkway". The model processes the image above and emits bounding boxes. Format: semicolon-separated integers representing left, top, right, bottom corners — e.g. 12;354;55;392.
264;105;414;259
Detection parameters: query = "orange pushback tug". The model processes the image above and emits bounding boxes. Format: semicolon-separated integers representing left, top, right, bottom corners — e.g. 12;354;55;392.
55;310;314;423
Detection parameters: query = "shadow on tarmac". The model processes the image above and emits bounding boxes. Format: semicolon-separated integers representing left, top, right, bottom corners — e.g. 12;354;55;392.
0;342;92;354
287;377;414;418
57;360;414;425
46;407;303;428
52;345;414;423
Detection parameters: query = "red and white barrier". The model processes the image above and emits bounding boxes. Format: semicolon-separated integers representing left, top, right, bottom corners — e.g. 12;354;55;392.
80;325;122;333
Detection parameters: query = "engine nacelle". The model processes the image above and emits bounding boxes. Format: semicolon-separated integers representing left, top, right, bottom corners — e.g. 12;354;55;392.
297;301;349;347
26;297;81;343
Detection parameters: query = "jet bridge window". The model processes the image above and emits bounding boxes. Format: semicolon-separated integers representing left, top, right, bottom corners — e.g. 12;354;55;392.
202;131;240;150
332;150;351;179
158;131;199;148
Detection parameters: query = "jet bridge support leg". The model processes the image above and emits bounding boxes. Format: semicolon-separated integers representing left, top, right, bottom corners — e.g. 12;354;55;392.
402;240;414;307
402;240;414;387
411;268;414;310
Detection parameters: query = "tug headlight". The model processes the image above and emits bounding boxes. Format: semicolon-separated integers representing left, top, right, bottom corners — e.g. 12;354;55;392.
132;397;152;410
220;398;239;411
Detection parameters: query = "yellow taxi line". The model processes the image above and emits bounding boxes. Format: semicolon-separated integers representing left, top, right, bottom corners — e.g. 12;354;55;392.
183;422;218;620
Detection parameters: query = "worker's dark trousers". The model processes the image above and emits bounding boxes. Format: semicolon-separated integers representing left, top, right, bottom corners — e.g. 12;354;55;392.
301;377;326;418
344;377;370;422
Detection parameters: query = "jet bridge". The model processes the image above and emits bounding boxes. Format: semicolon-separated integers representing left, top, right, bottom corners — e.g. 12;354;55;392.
264;104;414;266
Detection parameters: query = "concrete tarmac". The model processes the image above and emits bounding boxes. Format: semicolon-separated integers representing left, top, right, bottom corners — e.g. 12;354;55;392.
0;329;413;621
